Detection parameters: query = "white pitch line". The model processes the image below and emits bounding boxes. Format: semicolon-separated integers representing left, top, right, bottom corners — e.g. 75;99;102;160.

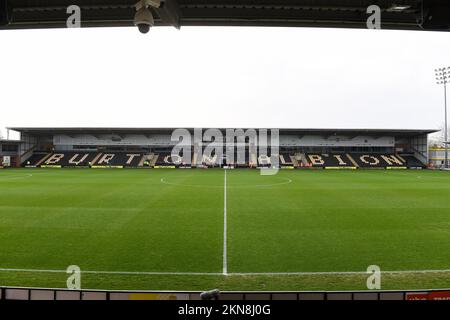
0;268;222;276
1;268;450;276
0;173;33;181
230;269;450;276
223;169;228;276
160;176;292;188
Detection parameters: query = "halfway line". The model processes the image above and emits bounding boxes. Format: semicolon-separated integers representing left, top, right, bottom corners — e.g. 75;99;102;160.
223;169;228;275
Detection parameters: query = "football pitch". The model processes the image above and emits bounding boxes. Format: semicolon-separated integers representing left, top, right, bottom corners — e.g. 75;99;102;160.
1;168;450;291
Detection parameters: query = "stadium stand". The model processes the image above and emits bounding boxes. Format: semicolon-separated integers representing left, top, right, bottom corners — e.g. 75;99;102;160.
5;128;433;169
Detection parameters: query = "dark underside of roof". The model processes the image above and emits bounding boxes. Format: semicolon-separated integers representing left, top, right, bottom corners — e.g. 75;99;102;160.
7;127;439;137
0;0;449;31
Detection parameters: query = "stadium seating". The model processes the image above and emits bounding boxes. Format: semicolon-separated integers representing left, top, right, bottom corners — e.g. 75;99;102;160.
349;153;406;168
279;153;294;166
97;153;143;167
23;152;50;166
235;150;250;168
305;153;356;167
154;152;183;166
43;152;97;166
399;154;426;168
25;152;144;167
289;152;423;168
23;150;424;168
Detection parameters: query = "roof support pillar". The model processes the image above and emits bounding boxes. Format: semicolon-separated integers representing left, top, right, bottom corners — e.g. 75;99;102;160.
0;0;12;26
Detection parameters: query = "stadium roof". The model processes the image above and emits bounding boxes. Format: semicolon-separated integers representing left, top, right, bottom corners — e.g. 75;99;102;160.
8;127;439;137
0;139;22;142
1;0;449;31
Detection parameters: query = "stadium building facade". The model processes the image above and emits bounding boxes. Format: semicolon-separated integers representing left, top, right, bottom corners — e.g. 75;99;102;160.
429;147;450;168
0;127;437;169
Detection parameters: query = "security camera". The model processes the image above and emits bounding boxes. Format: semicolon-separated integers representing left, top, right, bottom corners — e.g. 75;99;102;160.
134;0;160;34
134;7;154;34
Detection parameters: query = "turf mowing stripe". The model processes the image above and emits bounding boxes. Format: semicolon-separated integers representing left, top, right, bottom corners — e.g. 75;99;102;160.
223;169;228;276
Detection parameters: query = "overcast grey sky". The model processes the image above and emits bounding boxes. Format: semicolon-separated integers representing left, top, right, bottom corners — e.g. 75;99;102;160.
0;26;449;139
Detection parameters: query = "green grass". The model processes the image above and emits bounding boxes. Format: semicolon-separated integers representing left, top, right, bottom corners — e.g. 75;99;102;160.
1;168;450;291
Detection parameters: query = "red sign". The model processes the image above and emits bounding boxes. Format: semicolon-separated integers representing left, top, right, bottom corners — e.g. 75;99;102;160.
406;291;450;300
406;293;429;300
